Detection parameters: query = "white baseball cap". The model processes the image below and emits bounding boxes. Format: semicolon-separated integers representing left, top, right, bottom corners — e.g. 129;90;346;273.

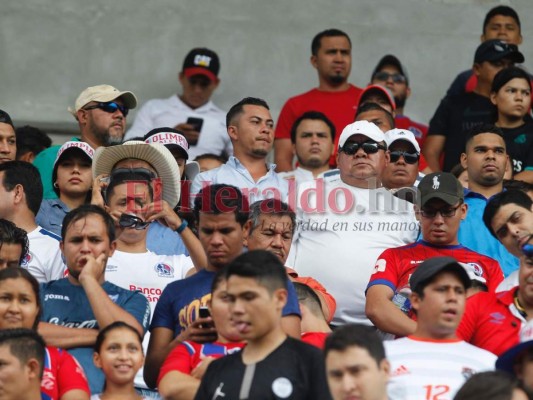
385;129;421;153
338;120;386;148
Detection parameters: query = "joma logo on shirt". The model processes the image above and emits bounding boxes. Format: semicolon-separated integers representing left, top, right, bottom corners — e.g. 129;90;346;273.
44;294;70;301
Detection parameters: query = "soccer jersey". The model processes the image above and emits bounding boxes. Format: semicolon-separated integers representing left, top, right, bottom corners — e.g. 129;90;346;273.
23;227;66;283
367;240;504;295
301;332;329;349
500;122;533;174
40;278;151;394
194;337;332;400
385;336;496;400
41;346;90;400
158;341;245;385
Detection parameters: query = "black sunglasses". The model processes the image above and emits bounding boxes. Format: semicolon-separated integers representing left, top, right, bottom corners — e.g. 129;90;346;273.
119;214;151;230
389;151;419;164
83;101;129;117
373;71;406;84
341;141;386;155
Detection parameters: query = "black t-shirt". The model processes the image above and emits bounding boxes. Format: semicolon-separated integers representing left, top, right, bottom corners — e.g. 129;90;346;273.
194;337;332;400
428;92;495;171
501;121;533;173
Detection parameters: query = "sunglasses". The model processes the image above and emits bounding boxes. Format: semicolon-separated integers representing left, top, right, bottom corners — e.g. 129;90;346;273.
389;151;420;164
83;102;129;117
419;203;462;219
373;71;406;84
341;141;386;155
119;214;151;230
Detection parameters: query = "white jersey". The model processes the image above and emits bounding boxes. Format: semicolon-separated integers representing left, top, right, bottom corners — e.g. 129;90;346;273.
385;337;496;400
125;95;231;159
105;249;194;389
288;172;418;325
22;227;66;283
497;270;518;292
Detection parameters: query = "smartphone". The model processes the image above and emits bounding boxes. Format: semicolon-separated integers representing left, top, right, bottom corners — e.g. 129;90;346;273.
186;117;204;133
199;306;210;319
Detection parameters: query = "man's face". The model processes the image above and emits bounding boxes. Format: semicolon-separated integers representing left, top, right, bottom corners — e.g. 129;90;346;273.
410;271;466;339
81;98;127;146
355;110;393;133
417;199;466;245
311;36;352;85
371;65;410;109
382;141;419;189
474;59;515;86
0;172;15;219
179;74;219;110
491;78;531;120
229;105;274;159
491;203;533;257
0;344;37;400
0;123;16;164
198;212;244;269
461;133;507;187
519;256;533;305
226;275;285;341
293;119;333;170
326;346;389;400
336;134;386;186
244;214;293;265
60;214;116;281
0;243;22;270
482;15;522;45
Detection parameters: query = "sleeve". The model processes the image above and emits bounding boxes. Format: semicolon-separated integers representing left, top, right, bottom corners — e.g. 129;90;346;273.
56;348;90;397
282;280;302;317
150;283;178;331
175;255;194;279
124;101;156;140
456;292;482;342
157;341;196;384
366;249;400;293
121;291;151;333
445;69;473;97
427;96;452;137
274;98;297;140
486;259;504;292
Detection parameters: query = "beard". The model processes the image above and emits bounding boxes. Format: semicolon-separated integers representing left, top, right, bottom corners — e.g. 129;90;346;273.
251;148;269;158
328;74;346;85
299;155;328;169
89;119;124;146
394;95;407;109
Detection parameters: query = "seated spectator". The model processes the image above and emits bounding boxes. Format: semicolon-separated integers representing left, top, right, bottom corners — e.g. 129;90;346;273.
157;269;245;400
15;125;51;163
355;102;395;132
0;110;17;164
194;153;226;173
294;282;331;349
491;67;533;183
455;371;530;400
357;84;396;114
451;163;469;189
385;257;496;399
125;48;231;160
324;324;390;400
92;322;145;400
382;128;422;189
0;268;90;399
0;218;28;269
36;141;94;236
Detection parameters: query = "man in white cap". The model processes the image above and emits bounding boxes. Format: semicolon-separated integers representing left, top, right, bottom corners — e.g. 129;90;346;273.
34;84;137;199
288;120;418;326
381;128;422;189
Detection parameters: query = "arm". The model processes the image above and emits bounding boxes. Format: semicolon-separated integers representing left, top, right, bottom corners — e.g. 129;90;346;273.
365;285;416;337
274;139;294;172
421;135;446;173
159;371;200;400
37;323;98;349
515;170;533;184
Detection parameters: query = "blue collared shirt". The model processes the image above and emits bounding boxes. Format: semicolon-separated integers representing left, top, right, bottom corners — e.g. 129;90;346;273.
36;198;70;236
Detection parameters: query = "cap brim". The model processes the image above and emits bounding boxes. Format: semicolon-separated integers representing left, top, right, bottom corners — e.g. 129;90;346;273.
388;138;421;153
496;340;533;374
184;67;217;82
93;141;181;207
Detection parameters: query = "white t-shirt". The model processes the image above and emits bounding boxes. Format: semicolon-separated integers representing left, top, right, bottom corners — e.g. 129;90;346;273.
23;227;66;283
385;337;496;400
105;249;194;389
125;94;231;159
288;173;419;325
278;166;332;187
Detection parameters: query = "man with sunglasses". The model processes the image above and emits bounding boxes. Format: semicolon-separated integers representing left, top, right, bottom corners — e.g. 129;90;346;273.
34;84;137;200
382;129;421;189
288;120;418;326
423;39;524;173
366;172;503;338
370;55;428;150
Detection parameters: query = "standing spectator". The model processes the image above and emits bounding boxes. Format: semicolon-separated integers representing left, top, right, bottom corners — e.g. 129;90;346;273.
15;125;51;163
126;48;230;159
0;110;17;164
274;29;363;171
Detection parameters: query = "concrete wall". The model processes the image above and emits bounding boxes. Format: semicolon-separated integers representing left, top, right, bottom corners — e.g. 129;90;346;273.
1;0;532;142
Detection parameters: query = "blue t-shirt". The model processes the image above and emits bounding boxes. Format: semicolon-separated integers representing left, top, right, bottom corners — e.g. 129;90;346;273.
150;269;301;337
40;279;151;394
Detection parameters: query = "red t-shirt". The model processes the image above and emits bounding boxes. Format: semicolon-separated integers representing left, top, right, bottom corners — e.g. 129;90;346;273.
301;332;330;349
456;288;520;356
394;115;429;171
41;346;89;400
158;341;245;385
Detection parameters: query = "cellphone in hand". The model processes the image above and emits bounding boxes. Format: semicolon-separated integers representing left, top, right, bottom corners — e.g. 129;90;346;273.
199;306;211;319
186;117;204;132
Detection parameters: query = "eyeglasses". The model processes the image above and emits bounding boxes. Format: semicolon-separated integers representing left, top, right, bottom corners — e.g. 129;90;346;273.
83;102;129;117
341;141;386;155
119;214;151;230
373;71;406;84
389;151;420;164
419;203;462;218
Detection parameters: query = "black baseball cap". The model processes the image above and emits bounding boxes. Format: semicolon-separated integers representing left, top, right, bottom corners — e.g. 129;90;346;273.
410;256;471;293
182;48;220;82
417;172;464;207
371;54;409;85
474;39;525;64
0;110;14;129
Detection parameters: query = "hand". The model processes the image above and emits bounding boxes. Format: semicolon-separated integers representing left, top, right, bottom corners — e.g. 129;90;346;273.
175;317;217;344
78;253;107;285
174;123;200;146
191;356;216;379
91;174;110;208
145;200;181;230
